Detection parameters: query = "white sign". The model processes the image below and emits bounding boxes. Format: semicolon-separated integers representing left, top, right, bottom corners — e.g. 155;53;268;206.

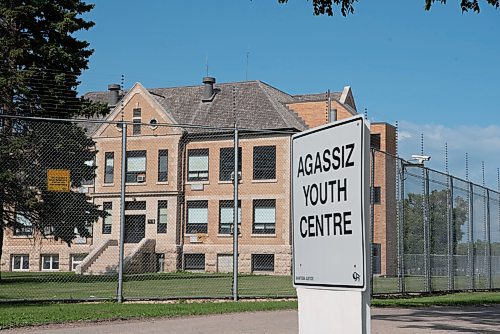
292;115;369;290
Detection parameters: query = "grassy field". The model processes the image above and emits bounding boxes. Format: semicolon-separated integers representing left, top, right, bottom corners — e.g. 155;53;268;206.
372;291;500;307
2;292;500;329
1;271;499;301
0;272;296;300
0;300;298;329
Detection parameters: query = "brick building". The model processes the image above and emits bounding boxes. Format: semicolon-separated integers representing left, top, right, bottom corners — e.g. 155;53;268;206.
1;78;396;276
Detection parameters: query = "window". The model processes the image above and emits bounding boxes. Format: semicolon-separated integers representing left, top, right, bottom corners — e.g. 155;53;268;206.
102;202;112;234
157;200;167;233
74;227;87;244
43;226;54;236
125;201;147;211
187;201;208;234
219;147;242;181
188;149;209;181
184;254;205;271
156;253;165;272
14;212;32;236
253;199;276;234
84;221;93;238
126;150;146;183
149;119;158;129
370;134;381;150
104;152;114;184
158;150;168;182
219;200;241;234
252;254;274;272
372;186;381;204
82;159;94;186
133;108;141;135
42;254;59;271
253;146;276;180
372;243;381;275
71;254;87;272
11;255;29;271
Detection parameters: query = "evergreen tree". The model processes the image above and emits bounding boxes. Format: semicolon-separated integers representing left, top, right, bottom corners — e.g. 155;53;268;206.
0;0;108;275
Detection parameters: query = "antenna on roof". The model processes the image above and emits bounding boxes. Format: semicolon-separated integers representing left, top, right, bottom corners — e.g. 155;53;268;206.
497;167;499;193
245;51;250;81
205;54;209;77
395;121;399;157
465;152;469;181
120;74;125;121
232;86;237;126
482;161;485;187
445;142;449;175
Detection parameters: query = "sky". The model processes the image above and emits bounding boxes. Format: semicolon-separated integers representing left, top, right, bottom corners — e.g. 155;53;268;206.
77;0;500;188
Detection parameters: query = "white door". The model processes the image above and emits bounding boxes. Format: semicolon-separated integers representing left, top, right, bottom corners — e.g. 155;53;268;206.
217;254;233;273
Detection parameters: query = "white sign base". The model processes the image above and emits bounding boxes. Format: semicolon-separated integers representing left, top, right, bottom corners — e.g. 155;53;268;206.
297;287;370;334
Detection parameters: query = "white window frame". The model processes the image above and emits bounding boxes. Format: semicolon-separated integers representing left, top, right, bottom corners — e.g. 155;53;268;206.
41;254;60;271
11;254;29;271
71;254;87;272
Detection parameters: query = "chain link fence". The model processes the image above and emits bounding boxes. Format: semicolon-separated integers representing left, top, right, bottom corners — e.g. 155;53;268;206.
1;115;499;302
373;149;500;295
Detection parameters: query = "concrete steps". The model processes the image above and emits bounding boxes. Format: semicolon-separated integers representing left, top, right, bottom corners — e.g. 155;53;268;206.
81;239;156;275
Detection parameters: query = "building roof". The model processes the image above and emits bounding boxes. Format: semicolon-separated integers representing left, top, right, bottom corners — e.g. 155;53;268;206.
83;80;352;133
291;92;342;102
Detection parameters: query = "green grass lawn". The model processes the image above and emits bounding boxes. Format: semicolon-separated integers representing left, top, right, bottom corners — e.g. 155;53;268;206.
1;271;500;301
372;291;500;307
0;300;298;329
0;272;296;300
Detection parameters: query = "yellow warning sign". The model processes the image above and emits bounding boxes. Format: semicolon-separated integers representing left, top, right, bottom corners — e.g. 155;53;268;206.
47;169;71;192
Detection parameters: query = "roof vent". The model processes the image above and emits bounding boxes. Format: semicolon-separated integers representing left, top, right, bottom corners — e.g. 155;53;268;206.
202;77;216;102
108;84;121;106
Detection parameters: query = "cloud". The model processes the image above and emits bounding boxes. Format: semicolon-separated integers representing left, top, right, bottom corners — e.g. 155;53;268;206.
397;121;500;189
397;130;413;141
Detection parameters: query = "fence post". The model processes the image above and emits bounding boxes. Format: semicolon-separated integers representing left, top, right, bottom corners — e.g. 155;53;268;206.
232;126;239;301
117;122;127;303
468;182;475;290
447;176;455;291
370;149;375;294
398;160;405;294
486;189;492;290
423;168;431;292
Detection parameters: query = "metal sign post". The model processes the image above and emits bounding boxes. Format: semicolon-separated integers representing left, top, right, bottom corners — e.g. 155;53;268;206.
292;115;371;333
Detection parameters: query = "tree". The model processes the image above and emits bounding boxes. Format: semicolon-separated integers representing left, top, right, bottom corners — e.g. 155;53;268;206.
0;0;108;275
403;189;468;255
277;0;499;16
